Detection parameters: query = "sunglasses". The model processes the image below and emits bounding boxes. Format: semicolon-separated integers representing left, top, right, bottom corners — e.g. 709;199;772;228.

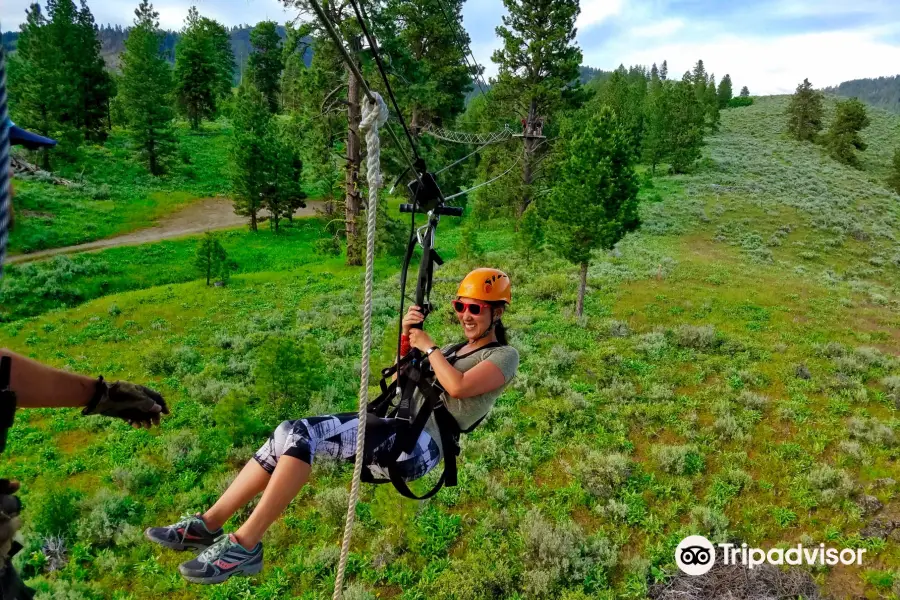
453;300;489;315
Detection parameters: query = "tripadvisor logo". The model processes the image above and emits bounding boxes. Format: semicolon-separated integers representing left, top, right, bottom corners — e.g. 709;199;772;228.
675;535;867;576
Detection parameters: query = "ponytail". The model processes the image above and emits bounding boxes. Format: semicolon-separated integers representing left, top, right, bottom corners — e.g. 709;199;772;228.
488;301;509;345
494;320;508;345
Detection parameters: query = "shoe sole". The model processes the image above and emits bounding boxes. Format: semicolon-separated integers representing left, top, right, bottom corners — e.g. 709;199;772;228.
144;528;211;552
180;560;263;584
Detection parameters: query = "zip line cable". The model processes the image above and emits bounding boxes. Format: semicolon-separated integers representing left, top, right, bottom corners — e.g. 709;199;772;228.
444;156;521;201
433;131;510;176
306;0;429;199
434;0;489;98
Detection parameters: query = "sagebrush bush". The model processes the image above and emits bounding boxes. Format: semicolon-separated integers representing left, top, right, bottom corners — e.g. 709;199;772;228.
654;445;705;476
635;330;668;358
848;416;896;447
607;320;631;338
574;451;632;497
736;390;768;410
690;505;730;540
519;509;616;599
316;486;350;526
673;324;717;349
74;489;142;546
805;464;855;507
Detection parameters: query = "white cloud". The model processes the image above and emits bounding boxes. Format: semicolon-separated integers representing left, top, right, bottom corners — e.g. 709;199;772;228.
587;26;900;95
576;0;624;31
631;18;684;38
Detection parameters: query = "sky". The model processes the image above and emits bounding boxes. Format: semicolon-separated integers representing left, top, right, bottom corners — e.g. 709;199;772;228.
3;0;900;95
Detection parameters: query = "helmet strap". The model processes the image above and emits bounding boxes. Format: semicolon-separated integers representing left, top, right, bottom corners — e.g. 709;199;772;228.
472;307;497;342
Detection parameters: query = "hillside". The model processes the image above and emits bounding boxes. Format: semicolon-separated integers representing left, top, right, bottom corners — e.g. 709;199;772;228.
826;76;900;113
1;24;308;77
1;97;899;599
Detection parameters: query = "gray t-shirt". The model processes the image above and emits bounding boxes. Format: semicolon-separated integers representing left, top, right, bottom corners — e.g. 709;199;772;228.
413;343;520;457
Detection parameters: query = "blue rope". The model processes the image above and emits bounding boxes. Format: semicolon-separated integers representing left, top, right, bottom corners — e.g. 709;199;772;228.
0;45;10;278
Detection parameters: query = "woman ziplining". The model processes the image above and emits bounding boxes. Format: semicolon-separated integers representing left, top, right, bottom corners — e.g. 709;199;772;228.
144;268;519;585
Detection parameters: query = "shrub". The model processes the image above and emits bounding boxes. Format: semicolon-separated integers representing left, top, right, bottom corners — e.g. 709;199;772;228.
848;416;896;447
736;390;768;410
519;509;616;599
75;489;143;546
714;412;748;441
607;320;631;338
254;336;326;411
316;486;350;526
805;464;854;507
144;346;176;376
29;488;83;540
883;375;900;407
654;445;705;476
635;331;667;358
673;324;717;350
728;96;753;108
690;505;729;540
574;451;632;497
314;234;342;257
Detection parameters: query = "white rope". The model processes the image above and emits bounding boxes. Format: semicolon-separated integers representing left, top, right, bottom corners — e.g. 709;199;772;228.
332;91;388;600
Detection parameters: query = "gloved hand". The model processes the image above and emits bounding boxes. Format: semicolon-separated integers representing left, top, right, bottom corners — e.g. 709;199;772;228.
81;378;169;429
0;479;21;562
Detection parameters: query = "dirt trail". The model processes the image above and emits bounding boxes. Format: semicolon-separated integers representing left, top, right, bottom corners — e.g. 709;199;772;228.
9;197;325;264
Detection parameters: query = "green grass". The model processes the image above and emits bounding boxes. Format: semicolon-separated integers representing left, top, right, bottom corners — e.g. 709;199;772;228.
9;121;233;254
1;99;899;599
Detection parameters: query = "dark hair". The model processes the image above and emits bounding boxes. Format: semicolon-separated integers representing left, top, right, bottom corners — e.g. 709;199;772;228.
488;301;509;345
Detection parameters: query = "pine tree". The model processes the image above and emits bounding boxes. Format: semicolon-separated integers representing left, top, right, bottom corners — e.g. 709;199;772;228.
705;75;720;131
785;78;824;142
823;98;870;168
119;0;177;174
717;74;733;109
9;4;56;168
195;232;229;285
643;67;668;175
739;86;750;98
230;84;272;231
668;78;704;173
692;59;708;102
174;6;218;129
597;65;648;150
543;106;640;317
887;148;900;195
200;17;234;101
660;60;668;81
280;23;312;113
248;21;283;113
491;0;582;219
375;0;473;131
74;0;114;142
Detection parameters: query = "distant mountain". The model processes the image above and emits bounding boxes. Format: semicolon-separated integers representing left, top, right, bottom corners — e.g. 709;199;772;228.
1;24;309;82
824;76;900;113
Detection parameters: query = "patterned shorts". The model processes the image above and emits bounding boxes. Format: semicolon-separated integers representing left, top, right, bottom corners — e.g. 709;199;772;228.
253;412;441;482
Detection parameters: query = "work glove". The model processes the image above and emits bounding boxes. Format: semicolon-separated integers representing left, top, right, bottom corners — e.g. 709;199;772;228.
0;479;21;562
81;378;169;429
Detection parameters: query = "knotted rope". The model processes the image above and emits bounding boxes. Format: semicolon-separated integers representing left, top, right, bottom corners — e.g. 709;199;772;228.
332;91;389;600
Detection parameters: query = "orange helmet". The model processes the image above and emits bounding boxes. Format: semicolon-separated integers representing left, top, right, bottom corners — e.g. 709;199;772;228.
456;268;511;304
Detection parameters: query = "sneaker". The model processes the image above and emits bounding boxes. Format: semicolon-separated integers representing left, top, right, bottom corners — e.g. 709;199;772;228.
178;533;263;584
144;514;223;551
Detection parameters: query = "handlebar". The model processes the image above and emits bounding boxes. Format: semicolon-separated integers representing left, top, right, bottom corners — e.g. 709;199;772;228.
399;204;464;217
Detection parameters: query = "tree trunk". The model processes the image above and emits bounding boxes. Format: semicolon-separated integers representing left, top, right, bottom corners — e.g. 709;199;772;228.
518;98;539;220
576;261;588;318
344;48;363;266
250;209;257;232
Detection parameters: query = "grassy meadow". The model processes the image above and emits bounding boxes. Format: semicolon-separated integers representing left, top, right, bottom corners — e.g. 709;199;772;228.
1;96;899;599
10;121;232;254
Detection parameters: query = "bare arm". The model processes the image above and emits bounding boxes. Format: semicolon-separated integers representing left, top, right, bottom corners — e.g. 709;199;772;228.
0;348;96;409
427;352;506;399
